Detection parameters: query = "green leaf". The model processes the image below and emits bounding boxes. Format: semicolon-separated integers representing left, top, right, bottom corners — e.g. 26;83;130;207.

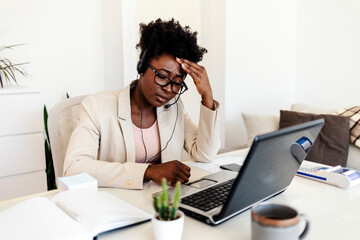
169;206;176;220
0;60;16;79
153;195;159;213
1;67;10;82
161;178;169;208
43;105;50;148
42;104;56;190
12;64;29;77
44;141;56;190
173;181;181;211
0;44;27;52
0;70;3;88
159;206;166;220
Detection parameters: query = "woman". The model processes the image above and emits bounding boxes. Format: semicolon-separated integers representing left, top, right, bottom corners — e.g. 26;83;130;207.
64;19;220;189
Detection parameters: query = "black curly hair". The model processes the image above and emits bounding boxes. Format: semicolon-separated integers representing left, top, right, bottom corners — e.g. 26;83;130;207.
136;18;207;64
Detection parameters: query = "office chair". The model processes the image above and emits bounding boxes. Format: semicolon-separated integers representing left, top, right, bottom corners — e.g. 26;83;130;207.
48;95;86;185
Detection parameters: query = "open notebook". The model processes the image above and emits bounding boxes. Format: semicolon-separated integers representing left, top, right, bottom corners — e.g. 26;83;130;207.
0;191;151;240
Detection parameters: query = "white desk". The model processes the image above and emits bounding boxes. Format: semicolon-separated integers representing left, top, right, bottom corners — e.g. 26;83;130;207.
1;149;360;239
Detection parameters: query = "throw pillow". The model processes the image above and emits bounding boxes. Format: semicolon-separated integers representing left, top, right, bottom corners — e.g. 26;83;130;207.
279;110;350;167
242;113;279;147
336;106;360;150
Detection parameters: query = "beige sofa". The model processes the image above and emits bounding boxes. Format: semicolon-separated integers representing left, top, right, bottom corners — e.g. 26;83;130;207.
241;103;360;170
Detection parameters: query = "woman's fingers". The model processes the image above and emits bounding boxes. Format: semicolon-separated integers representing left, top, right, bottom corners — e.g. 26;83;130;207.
178;61;202;84
177;58;202;69
176;58;202;76
182;162;191;172
180;164;191;178
182;63;201;76
180;62;198;78
146;160;191;184
176;171;190;184
181;59;204;71
176;57;214;110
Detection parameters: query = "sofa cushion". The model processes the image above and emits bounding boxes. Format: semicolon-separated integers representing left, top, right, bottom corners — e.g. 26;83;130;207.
242;113;279;147
336;106;360;150
279;110;350;167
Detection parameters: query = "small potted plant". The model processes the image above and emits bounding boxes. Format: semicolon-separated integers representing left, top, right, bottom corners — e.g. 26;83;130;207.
152;178;184;240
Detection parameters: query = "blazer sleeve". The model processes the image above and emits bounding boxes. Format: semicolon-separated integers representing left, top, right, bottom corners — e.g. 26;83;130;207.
63;95;149;189
183;100;221;162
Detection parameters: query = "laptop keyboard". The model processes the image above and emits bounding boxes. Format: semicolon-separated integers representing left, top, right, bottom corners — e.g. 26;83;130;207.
181;179;235;212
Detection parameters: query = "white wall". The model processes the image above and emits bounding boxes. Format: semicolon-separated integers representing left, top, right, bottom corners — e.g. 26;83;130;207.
1;0;106;109
121;0;138;87
200;0;226;149
102;0;124;90
224;0;297;149
295;0;360;109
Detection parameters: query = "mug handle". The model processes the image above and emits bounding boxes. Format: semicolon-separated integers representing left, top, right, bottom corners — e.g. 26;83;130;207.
299;214;310;240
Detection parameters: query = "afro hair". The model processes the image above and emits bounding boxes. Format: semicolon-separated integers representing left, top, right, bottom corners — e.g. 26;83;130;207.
136;18;207;64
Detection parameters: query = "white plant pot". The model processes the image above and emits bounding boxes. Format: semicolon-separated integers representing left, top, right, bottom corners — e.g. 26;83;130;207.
152;210;185;240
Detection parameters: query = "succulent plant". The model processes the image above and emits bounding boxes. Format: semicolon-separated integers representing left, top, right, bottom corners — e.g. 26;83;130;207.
153;178;181;221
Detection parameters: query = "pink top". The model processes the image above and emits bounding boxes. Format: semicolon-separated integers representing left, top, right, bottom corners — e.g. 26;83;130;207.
132;120;161;164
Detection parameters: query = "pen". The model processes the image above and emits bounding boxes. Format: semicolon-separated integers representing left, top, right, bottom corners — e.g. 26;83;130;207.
55;202;81;222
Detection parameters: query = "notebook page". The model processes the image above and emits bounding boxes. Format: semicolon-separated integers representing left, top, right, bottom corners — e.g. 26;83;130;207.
0;197;91;240
52;191;151;236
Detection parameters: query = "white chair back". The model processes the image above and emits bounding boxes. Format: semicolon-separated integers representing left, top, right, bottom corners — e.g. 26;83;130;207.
48;95;86;183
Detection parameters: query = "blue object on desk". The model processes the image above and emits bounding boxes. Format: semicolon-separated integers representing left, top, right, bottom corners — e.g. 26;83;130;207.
296;136;312;153
291;136;312;163
297;164;360;189
296;171;327;181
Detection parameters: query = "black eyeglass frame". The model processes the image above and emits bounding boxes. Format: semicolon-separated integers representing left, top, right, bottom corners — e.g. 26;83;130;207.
147;63;188;94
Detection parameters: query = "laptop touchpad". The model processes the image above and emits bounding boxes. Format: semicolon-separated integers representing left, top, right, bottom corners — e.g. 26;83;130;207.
188;179;217;189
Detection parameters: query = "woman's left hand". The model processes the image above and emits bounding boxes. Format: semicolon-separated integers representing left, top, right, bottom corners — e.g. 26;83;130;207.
176;58;214;110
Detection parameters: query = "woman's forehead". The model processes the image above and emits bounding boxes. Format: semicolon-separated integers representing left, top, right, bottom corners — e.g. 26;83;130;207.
151;54;185;76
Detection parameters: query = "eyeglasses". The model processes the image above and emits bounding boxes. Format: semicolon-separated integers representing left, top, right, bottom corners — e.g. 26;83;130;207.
147;63;188;94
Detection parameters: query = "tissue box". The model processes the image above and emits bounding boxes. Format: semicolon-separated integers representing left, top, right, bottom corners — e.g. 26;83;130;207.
58;173;98;191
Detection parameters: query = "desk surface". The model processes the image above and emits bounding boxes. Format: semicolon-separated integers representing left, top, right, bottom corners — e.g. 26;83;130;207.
1;150;360;240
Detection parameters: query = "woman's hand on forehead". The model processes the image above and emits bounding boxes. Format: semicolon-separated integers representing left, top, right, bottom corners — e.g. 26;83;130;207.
176;58;214;110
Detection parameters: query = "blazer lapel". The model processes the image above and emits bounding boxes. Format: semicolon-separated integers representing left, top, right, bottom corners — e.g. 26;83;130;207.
117;84;135;162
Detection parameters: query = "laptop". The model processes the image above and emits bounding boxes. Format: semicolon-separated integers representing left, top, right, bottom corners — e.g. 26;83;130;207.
174;119;324;225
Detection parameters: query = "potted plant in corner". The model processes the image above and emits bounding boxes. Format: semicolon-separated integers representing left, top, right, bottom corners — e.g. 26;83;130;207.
152;178;185;240
0;44;29;88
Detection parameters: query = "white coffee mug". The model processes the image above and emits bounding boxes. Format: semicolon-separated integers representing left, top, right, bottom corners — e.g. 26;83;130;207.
251;203;309;240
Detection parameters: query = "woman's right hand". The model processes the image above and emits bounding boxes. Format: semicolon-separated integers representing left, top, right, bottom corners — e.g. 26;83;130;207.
144;160;191;185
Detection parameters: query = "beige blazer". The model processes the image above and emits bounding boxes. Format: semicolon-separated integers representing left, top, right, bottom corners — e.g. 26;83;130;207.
64;82;220;189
